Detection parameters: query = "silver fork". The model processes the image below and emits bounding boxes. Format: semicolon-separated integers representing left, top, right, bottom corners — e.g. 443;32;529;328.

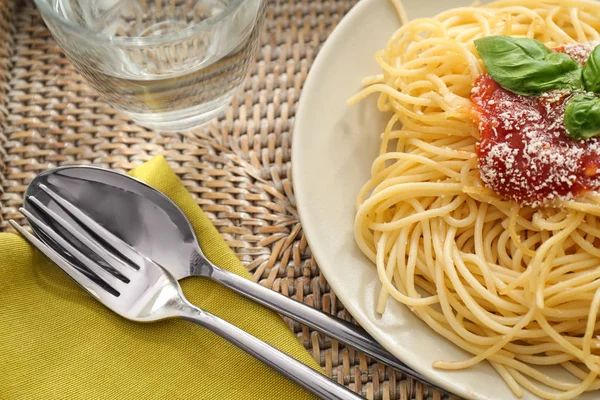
12;195;364;400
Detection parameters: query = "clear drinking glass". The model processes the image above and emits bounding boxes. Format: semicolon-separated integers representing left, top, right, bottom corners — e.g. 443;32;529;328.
33;0;266;131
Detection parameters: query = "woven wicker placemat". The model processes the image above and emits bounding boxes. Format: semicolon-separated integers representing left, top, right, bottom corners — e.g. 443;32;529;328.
0;1;455;399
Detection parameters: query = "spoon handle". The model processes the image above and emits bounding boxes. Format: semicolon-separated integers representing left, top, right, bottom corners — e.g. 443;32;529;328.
209;265;434;385
179;302;363;400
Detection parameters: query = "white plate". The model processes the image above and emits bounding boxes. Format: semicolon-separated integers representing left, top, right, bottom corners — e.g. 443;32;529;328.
291;1;595;399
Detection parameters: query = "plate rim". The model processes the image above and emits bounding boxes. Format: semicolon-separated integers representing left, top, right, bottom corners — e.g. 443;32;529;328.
292;1;481;399
291;0;463;394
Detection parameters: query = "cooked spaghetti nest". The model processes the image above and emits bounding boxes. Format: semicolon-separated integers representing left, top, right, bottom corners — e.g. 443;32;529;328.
351;1;600;399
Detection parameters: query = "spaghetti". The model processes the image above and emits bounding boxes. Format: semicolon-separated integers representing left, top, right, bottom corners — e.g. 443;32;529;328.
351;1;600;399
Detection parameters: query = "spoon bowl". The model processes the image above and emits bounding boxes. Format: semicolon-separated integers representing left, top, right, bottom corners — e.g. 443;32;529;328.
25;166;202;281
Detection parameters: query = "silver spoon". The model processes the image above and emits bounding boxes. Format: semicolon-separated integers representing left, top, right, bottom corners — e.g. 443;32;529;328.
23;165;436;388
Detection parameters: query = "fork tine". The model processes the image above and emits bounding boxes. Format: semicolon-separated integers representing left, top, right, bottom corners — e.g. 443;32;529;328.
9;220;118;302
27;196;136;282
19;206;127;293
38;184;143;266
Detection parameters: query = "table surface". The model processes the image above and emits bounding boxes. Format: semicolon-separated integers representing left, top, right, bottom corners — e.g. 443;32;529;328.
0;1;453;399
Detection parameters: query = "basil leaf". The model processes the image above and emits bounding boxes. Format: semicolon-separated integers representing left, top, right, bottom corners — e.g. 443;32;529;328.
583;45;600;93
474;36;583;96
564;93;600;140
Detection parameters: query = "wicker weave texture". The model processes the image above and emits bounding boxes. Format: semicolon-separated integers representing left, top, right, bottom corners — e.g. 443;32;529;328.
0;1;455;399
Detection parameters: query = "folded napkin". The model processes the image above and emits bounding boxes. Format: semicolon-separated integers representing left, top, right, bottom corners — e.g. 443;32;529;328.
0;155;320;399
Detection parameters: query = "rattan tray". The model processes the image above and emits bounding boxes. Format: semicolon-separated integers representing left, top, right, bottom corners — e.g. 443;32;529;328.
0;1;453;399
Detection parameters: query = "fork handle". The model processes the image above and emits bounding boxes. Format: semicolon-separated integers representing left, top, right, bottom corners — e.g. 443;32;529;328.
209;265;432;383
179;303;363;400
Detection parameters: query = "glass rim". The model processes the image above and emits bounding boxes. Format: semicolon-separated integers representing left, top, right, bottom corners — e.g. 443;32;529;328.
33;0;247;47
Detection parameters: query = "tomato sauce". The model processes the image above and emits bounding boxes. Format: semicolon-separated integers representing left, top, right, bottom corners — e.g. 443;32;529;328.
472;45;600;206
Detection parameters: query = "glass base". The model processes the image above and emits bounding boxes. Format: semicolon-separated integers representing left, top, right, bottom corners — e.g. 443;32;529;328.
127;94;234;132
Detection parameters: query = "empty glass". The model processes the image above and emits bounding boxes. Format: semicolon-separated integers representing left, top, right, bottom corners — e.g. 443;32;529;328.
34;0;266;131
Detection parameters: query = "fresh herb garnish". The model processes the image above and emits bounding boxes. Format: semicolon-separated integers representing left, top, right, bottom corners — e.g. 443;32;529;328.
474;36;583;96
564;94;600;140
583;45;600;94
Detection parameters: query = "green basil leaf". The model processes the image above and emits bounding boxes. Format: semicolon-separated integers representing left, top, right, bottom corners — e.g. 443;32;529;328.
474;36;583;96
583;45;600;93
564;93;600;140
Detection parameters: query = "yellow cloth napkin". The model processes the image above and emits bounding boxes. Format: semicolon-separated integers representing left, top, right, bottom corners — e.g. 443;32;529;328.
0;155;320;400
